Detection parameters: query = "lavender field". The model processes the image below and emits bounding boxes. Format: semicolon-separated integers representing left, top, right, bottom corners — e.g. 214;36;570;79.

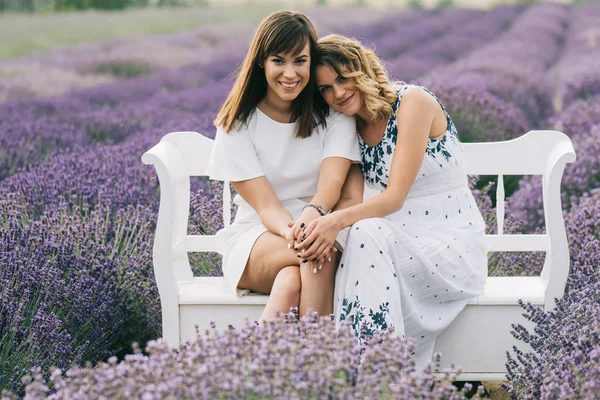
1;3;600;398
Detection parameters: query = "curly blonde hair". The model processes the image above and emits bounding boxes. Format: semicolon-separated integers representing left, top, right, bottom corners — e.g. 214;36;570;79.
317;34;401;121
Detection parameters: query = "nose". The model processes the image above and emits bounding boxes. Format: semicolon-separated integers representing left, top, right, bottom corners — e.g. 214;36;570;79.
283;63;296;79
333;85;345;99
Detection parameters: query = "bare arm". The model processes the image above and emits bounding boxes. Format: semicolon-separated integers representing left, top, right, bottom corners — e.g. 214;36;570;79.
312;157;352;211
231;177;293;238
290;156;352;242
332;163;364;212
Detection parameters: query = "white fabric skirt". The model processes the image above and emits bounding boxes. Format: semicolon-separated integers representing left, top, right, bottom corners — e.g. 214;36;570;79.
333;184;488;370
216;197;349;296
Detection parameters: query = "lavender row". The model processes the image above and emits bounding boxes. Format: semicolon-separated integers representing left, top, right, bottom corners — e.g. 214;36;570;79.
507;4;600;231
387;5;522;82
544;3;600;116
373;9;482;62
0;78;233;181
0;197;160;395
423;3;569;130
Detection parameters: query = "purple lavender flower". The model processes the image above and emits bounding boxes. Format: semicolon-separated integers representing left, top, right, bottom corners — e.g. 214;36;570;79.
8;312;480;400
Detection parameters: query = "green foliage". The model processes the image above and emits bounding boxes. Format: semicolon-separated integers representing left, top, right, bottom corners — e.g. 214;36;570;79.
0;6;279;60
435;0;454;9
571;0;600;4
86;60;154;78
54;0;131;11
408;0;424;9
0;0;132;10
155;0;204;7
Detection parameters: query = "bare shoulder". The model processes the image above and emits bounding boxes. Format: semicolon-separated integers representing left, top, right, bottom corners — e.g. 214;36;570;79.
397;85;439;122
400;85;439;110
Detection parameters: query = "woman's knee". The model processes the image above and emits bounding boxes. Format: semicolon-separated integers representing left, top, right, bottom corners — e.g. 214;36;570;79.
347;218;385;245
274;266;301;302
300;250;340;283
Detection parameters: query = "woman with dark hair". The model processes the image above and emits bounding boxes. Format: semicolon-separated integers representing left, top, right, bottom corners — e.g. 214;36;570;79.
294;34;488;369
206;12;361;322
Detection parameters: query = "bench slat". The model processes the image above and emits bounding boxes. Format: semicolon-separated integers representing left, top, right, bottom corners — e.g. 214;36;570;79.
477;276;545;305
179;278;268;305
496;174;505;235
485;234;548;252
186;235;218;252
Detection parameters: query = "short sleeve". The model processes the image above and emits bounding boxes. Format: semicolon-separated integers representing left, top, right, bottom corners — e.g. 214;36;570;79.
322;111;361;162
205;119;264;182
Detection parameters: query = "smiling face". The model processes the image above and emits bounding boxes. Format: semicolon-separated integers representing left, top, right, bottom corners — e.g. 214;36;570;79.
263;42;311;107
316;65;363;116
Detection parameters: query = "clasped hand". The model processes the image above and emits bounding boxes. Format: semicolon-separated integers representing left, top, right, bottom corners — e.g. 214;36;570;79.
286;212;342;273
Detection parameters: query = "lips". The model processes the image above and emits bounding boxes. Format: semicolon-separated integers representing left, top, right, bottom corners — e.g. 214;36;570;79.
338;93;354;107
280;81;299;89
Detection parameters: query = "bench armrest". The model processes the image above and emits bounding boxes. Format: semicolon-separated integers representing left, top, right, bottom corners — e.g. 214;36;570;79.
142;140;193;283
542;136;576;310
142;141;189;185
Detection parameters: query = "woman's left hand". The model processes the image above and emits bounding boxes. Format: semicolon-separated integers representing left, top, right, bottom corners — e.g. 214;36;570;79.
296;213;342;261
286;207;321;250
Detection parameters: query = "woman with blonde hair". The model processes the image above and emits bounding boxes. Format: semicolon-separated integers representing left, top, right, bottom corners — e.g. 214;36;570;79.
294;34;488;369
206;13;361;322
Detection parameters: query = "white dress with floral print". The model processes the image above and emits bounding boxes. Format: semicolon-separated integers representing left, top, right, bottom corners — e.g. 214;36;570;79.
334;85;488;370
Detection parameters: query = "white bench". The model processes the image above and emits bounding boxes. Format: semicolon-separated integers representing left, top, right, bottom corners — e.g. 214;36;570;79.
142;130;576;381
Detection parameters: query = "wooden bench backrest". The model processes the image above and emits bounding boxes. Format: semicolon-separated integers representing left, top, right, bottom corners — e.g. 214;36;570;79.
142;130;575;305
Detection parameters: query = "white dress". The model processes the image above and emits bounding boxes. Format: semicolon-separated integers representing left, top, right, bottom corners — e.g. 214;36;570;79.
206;108;361;295
333;85;488;370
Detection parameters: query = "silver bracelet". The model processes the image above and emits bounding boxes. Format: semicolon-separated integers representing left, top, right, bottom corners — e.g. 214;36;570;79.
303;203;327;216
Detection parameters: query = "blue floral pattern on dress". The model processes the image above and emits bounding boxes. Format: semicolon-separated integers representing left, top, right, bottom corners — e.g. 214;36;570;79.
340;295;391;337
359;85;461;191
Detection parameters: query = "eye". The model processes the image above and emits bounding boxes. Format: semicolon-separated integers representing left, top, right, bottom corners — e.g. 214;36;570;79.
337;76;347;84
320;86;330;93
295;59;307;64
271;58;284;64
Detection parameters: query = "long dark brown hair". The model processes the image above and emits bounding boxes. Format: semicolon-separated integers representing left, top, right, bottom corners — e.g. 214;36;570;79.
214;11;327;138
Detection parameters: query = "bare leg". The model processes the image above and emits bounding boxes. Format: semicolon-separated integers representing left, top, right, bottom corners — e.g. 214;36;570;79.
298;250;341;317
238;232;301;321
258;266;301;322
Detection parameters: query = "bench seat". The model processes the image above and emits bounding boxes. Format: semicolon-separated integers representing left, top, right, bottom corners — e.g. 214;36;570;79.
178;276;546;306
